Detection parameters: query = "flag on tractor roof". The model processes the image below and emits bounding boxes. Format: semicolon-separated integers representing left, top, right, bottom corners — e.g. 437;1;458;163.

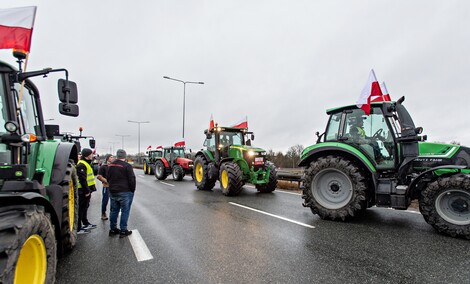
356;69;383;115
380;81;391;101
232;116;248;129
0;6;37;52
209;114;214;131
156;145;163;149
174;141;185;147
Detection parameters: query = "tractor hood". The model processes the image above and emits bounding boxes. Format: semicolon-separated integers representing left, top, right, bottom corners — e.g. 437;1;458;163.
230;145;266;153
414;142;470;169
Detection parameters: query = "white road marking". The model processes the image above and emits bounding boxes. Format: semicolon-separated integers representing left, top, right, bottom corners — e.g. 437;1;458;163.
159;181;175;187
229;202;315;229
128;229;153;262
138;174;145;178
244;185;301;196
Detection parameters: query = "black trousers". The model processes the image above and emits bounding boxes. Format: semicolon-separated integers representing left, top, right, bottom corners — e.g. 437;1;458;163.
78;192;91;230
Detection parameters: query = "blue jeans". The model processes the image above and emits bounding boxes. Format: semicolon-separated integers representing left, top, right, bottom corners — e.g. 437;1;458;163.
101;187;110;214
110;191;134;231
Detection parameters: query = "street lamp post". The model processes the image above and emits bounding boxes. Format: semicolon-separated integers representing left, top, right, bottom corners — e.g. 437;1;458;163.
108;141;119;155
163;76;204;139
115;134;130;149
128;120;150;164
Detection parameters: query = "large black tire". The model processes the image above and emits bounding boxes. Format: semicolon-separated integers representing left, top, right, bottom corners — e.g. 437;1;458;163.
60;161;79;253
0;205;57;284
194;156;216;191
172;165;184;181
302;155;368;221
256;162;278;193
219;162;243;196
419;174;470;239
155;160;167;180
149;163;154;175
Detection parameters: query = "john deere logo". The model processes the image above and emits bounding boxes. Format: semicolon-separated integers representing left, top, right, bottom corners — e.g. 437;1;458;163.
15;171;23;177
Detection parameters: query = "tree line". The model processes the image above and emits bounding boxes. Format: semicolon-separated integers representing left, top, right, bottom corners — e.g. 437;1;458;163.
267;144;304;169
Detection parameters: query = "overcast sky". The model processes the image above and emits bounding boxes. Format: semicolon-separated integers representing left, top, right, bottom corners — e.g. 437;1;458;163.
2;0;470;155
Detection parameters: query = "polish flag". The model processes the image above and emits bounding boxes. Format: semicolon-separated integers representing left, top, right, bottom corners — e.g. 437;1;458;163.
380;82;391;101
356;69;383;115
209;114;214;131
156;145;163;149
232;116;248;129
146;145;152;150
0;6;37;52
174;141;185;147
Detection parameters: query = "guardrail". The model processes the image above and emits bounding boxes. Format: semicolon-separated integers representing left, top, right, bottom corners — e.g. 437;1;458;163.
276;169;302;185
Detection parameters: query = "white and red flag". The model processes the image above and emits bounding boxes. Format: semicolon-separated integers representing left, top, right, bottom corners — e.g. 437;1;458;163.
209;114;214;131
380;81;391;101
232;116;248;129
156;145;163;149
356;69;383;115
174;141;185;147
146;145;152;150
0;6;37;53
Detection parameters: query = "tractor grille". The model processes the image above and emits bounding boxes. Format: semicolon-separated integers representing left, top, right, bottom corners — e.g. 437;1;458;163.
243;151;265;170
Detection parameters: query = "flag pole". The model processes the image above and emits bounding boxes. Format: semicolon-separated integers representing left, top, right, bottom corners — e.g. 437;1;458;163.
17;52;30;115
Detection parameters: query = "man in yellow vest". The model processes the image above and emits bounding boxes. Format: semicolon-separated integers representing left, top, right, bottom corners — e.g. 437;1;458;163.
77;148;98;234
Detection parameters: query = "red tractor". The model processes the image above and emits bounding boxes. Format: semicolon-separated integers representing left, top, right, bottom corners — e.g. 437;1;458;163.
154;144;194;181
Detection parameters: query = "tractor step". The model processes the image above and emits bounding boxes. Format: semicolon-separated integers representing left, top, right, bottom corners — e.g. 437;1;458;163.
376;179;410;209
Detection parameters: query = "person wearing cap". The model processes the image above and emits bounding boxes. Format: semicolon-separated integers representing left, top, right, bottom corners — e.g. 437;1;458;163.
96;154;114;220
107;149;136;238
77;148;98;234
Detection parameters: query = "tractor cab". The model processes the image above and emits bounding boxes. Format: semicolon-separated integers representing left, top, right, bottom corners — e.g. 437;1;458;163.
203;125;256;163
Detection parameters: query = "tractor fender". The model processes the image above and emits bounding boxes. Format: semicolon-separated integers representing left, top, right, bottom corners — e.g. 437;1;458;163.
298;145;377;184
408;165;468;196
175;157;193;169
195;151;214;163
50;142;78;186
0;191;63;254
156;158;170;168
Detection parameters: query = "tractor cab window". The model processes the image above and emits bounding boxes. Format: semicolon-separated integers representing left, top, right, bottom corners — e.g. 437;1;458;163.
13;82;41;136
325;113;342;141
220;131;243;147
173;148;184;158
344;108;395;168
203;134;216;152
0;80;11;164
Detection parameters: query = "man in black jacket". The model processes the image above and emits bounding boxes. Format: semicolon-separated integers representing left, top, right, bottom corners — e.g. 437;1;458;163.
77;148;98;234
107;149;136;238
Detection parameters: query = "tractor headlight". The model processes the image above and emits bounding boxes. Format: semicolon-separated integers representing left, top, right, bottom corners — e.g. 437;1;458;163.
4;121;18;133
248;150;255;157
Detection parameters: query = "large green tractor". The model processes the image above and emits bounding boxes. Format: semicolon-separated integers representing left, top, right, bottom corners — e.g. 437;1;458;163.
143;148;163;175
0;52;80;283
299;97;470;239
194;124;277;196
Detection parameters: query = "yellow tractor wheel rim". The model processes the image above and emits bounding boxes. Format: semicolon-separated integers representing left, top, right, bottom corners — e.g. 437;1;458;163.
221;169;229;189
143;164;147;172
69;181;75;231
195;163;203;182
15;234;47;284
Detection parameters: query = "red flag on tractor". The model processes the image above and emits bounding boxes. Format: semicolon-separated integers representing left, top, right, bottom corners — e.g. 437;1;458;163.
232;116;248;129
380;82;391;101
209;114;214;131
356;69;383;115
174;141;185;147
0;6;37;52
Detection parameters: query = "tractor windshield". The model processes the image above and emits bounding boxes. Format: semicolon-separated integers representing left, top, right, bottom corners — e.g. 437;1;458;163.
220;131;244;147
13;82;41;136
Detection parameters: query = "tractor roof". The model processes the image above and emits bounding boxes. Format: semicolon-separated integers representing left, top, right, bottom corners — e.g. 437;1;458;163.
326;101;395;115
208;126;248;133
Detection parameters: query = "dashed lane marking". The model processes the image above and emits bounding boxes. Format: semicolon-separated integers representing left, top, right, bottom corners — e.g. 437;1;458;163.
128;229;153;262
159;181;175;187
244;185;301;196
229;202;315;229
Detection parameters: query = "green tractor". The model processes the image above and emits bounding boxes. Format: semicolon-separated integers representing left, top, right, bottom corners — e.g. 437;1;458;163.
143;147;163;175
194;124;277;196
0;52;80;283
299;97;470;239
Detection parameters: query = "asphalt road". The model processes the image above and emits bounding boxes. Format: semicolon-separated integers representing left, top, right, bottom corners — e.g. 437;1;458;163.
56;169;469;284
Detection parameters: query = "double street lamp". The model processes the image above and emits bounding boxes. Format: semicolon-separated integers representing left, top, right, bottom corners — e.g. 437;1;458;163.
163;76;204;139
128;120;150;163
115;134;130;149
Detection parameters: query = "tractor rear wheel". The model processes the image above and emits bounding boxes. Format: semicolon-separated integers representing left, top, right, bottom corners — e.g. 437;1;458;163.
0;205;57;284
302;155;368;221
194;156;216;191
420;174;470;239
256;162;278;193
172;165;184;181
220;162;243;196
60;161;78;253
155;160;167;180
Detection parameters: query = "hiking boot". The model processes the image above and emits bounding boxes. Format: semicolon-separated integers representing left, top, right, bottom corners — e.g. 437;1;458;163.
101;213;108;220
109;228;121;236
119;230;132;238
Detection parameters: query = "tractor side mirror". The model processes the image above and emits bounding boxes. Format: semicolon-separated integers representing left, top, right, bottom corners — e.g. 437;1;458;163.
251;134;255;141
58;79;79;117
89;139;96;149
206;132;212;139
246;139;251;146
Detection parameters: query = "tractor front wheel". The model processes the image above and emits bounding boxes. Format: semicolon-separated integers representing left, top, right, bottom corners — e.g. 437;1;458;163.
155;160;167;180
302;155;368;221
420;174;470;239
220;162;243;196
60;161;78;253
0;205;57;284
172;165;184;181
143;162;149;175
194;156;216;191
256;162;278;193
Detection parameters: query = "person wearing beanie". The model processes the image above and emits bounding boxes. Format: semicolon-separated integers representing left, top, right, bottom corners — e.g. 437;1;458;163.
96;154;114;220
107;149;136;238
76;148;98;234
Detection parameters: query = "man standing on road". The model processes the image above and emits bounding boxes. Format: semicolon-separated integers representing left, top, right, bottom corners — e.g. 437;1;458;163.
77;148;98;234
96;154;114;220
107;149;136;238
